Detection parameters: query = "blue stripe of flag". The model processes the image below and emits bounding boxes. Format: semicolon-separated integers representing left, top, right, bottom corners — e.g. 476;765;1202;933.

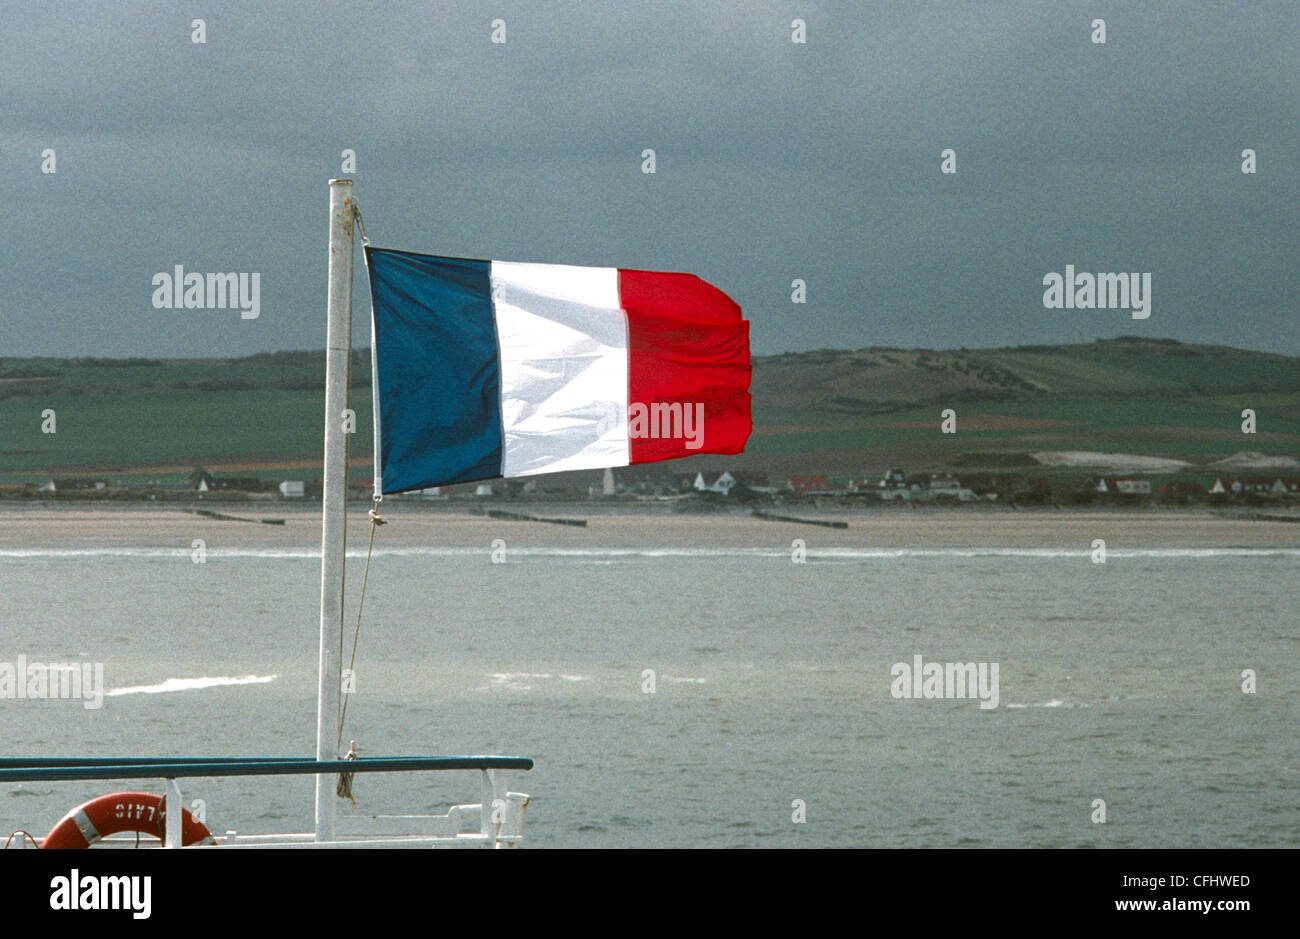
366;247;503;493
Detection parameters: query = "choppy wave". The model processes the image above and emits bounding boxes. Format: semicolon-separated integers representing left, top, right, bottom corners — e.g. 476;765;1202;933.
105;674;277;696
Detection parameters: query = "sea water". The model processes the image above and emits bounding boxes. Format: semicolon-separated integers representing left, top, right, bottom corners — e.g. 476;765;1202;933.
2;544;1297;847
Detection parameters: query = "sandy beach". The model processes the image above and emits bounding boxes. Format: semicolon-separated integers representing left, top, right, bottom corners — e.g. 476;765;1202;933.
2;503;1297;551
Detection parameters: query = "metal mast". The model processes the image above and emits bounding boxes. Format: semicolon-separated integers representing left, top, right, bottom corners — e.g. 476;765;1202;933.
315;178;355;841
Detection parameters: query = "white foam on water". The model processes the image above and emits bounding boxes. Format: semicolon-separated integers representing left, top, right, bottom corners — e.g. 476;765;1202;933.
105;674;277;696
480;672;551;691
1005;699;1076;709
477;671;592;691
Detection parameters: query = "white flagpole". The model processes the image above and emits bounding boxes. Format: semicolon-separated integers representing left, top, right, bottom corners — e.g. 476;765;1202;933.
315;178;355;841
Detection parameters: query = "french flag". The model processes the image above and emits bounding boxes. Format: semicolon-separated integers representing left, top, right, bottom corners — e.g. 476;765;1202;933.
365;247;752;494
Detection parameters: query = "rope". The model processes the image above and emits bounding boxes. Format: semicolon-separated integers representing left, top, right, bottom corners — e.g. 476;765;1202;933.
354;203;370;246
3;830;37;849
338;501;385;750
333;197;383;806
336;317;351;740
357;212;382;502
333;200;365;741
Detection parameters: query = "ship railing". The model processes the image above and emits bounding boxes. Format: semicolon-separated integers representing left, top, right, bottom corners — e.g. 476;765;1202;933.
0;756;533;849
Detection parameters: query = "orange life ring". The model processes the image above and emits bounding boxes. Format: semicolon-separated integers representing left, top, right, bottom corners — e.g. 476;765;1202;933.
41;791;215;848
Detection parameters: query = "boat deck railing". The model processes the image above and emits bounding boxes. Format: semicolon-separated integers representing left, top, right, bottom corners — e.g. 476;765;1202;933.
0;756;534;849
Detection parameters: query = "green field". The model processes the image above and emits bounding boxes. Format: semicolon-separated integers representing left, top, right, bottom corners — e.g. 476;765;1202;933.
754;393;1300;460
3;340;1298;485
0;352;373;485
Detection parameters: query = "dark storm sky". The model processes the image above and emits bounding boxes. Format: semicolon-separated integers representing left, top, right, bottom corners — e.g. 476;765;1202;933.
2;0;1297;358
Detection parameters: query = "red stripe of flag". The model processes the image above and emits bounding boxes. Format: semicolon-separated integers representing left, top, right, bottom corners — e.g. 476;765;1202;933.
618;269;752;465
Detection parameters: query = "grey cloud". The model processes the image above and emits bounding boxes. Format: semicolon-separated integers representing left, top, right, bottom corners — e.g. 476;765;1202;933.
2;0;1296;357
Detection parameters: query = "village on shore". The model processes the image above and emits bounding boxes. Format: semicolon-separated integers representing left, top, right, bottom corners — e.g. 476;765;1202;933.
7;461;1300;510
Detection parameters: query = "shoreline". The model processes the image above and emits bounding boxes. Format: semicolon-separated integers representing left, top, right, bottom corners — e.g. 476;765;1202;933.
2;502;1298;550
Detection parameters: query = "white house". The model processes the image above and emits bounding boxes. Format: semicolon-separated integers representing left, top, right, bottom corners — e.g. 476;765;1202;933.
1115;478;1151;495
694;471;737;495
880;469;908;490
1089;476;1151;496
927;474;978;501
37;478;107;494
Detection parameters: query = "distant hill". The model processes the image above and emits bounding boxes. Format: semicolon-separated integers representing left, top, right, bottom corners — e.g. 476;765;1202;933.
748;338;1300;477
753;338;1300;414
2;339;1298;483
